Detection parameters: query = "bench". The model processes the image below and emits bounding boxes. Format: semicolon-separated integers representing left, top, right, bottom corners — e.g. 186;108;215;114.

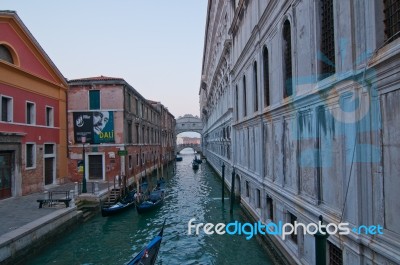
37;190;72;208
37;198;72;208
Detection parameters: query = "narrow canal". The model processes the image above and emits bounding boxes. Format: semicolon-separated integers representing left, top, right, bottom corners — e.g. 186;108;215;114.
29;150;275;265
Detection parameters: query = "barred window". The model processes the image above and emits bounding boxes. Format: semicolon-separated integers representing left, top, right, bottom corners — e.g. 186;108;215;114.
263;47;270;107
289;212;297;243
283;20;293;98
320;0;336;78
328;241;343;265
236;85;239;121
267;196;274;221
243;76;247;117
253;62;258;112
384;0;400;42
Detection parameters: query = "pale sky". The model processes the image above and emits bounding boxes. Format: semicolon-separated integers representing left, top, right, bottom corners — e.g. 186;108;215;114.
2;1;207;119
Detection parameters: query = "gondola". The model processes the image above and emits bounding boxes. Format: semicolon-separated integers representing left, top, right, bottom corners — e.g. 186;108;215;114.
136;189;165;214
193;155;202;164
192;161;199;170
175;155;183;161
126;220;166;265
101;190;136;217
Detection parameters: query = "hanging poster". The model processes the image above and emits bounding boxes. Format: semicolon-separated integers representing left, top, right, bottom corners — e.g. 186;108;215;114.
73;111;115;144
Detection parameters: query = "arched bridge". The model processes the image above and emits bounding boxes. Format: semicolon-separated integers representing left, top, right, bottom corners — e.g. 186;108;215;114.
175;114;203;135
176;143;202;153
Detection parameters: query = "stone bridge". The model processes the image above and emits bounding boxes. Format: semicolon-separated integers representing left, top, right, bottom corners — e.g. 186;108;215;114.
176;143;202;153
175;114;203;154
175;114;203;135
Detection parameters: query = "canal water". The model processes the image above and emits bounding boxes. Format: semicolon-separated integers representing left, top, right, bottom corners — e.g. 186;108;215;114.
28;150;275;265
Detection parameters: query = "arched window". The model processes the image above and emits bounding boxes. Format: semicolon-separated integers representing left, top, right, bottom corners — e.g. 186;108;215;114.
283;20;293;98
0;44;14;64
243;76;247;117
263;46;270;107
253;61;258;112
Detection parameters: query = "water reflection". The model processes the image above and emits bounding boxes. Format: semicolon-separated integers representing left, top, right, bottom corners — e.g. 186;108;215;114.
29;149;274;265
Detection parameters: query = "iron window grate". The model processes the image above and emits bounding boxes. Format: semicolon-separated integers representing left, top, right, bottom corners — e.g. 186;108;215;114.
328;241;343;265
384;0;400;42
320;0;335;77
283;20;293;97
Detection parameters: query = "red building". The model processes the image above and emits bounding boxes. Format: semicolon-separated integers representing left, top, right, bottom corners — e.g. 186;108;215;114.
0;11;68;198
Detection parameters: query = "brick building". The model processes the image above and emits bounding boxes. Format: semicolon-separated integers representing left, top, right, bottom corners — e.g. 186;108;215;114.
67;76;175;188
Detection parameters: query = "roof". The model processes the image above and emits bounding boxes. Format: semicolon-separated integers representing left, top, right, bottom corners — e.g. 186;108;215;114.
68;75;125;82
0;10;68;88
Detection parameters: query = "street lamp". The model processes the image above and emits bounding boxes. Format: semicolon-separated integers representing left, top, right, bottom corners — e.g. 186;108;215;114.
81;136;87;193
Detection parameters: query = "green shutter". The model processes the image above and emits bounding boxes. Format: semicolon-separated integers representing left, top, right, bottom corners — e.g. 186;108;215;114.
89;90;100;110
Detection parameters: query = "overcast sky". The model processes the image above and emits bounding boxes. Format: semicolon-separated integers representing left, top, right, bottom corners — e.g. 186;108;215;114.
2;1;207;120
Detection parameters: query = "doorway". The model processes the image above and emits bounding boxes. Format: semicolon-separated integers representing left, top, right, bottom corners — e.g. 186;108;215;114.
0;152;12;199
88;154;103;180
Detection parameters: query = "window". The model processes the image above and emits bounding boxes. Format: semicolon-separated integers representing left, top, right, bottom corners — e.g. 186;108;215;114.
288;212;297;243
328;241;343;265
267;196;274;221
0;44;13;64
129;155;133;169
46;106;54;127
136;154;139;166
26;102;36;125
44;144;54;154
127;94;131;112
26;143;36;168
1;96;12;122
384;0;400;42
320;0;336;78
283;19;293;98
235;85;239;121
245;181;250;197
243;76;247;117
128;122;132;143
89;90;100;110
263;47;270;107
256;189;261;208
136;125;139;144
253;62;259;112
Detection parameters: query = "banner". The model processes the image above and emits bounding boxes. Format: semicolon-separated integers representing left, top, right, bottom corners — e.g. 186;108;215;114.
73;111;114;144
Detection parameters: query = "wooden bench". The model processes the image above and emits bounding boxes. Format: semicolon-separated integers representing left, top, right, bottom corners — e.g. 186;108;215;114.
37;190;71;208
37;198;72;208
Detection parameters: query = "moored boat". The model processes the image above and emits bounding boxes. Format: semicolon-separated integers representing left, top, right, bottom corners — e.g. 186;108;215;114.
101;190;136;217
136;188;165;214
126;220;166;265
